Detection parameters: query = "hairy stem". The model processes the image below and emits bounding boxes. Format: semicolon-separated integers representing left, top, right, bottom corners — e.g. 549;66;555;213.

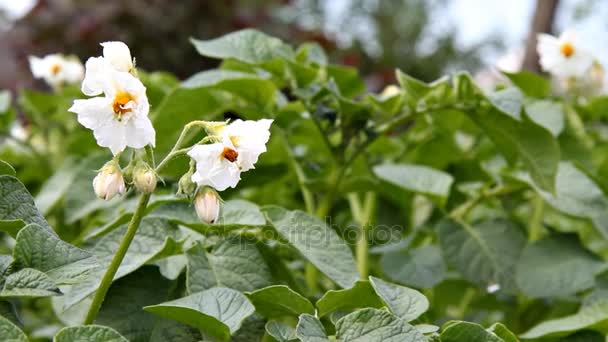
84;193;151;324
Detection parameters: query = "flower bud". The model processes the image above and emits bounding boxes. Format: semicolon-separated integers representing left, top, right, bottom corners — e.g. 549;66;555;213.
177;164;197;198
133;162;157;193
93;160;126;201
194;187;221;224
380;85;401;99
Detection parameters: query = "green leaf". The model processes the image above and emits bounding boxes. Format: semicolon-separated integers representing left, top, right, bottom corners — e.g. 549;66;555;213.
150;199;266;235
0;175;52;236
266;320;297;342
13;224;97;284
0;160;15;177
326;65;366;97
186;238;272;293
53;325;129;342
316;280;383;318
1;268;61;298
182;69;277;111
556;331;605;342
335;308;427;342
396;70;451;111
373;163;454;204
191;29;293;63
440;321;503;342
35;158;78;215
380;245;445;289
97;266;200;342
487;323;519;342
0;315;27;342
520;301;608;339
502;70;551;98
263;206;359;288
246;285;314;318
295;314;330;342
369;276;429;322
438;218;526;292
516;236;605;298
62;218;182;310
525;100;565;136
454;73;559;192
516;162;608;239
144;287;255;341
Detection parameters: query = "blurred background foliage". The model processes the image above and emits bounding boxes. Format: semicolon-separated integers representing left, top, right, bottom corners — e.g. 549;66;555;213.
3;0;492;92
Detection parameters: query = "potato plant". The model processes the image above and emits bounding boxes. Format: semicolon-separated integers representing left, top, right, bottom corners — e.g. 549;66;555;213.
0;29;607;341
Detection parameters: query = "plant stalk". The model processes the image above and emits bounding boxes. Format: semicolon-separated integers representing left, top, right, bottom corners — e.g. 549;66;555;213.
84;193;151;324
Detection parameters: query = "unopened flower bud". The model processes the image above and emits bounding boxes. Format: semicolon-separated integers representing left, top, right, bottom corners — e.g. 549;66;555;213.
133;162;156;193
177;165;197;198
380;85;401;99
194;187;221;224
93;160;125;200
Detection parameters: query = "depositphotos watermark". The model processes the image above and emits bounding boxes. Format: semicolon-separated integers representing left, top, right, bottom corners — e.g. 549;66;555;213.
222;215;405;249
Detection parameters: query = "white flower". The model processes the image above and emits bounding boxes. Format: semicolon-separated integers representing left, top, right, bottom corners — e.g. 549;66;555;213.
93;161;126;201
81;41;134;96
537;30;594;78
220;119;273;171
188;141;241;191
29;54;84;88
188;119;273;191
69;69;155;155
194;187;221;224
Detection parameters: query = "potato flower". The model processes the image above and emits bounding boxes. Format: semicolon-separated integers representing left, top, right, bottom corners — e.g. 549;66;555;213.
29;54;84;89
188;119;273;191
537;30;594;78
69;64;154;155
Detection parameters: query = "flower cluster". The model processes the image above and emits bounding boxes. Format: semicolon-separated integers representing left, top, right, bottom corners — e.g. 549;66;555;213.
188;119;273;223
29;54;84;89
68;42;155;155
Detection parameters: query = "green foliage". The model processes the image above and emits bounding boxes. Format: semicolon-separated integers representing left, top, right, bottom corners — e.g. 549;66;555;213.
4;28;608;341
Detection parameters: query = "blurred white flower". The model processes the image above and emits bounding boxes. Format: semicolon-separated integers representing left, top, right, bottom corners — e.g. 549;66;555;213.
188;141;242;191
81;41;135;96
69;69;155;155
29;54;84;89
220;119;273;171
379;85;401;99
537;30;594;78
93;160;125;201
194;187;221;224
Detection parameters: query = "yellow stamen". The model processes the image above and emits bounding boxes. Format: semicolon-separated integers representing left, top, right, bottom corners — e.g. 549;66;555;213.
112;92;134;121
51;64;61;74
560;42;574;58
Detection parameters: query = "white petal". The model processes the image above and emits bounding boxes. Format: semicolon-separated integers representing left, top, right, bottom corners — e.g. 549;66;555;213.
125;115;156;149
82;57;110;96
28;56;48;79
101;41;133;72
63;59;84;84
93;119;128;155
188;143;241;191
225;119;273;171
68;97;113;130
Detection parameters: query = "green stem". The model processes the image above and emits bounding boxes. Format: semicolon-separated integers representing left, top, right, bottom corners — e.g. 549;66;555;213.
529;194;544;242
280;132;315;214
84;193;151;324
349;192;376;279
154;121;209;173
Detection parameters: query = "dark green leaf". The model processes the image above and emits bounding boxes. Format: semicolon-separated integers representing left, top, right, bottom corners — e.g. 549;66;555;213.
191;29;293;63
520;301;608;339
54;325;129;342
246;285;314;318
1;268;61;298
144;287;255;341
13;224;96;284
335;308;426;341
438;218;526;292
315;280;383;317
502;70;551;98
266;320;297;342
0;315;27;342
263;206;359;288
295;314;330;342
369;276;429;322
516;236;605;298
0;160;15;177
373;163;453;204
381;245;445;289
0;175;52;236
440;321;503;342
